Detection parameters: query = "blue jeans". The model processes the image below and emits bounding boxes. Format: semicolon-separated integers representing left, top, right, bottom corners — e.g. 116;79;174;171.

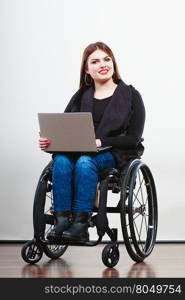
52;152;116;212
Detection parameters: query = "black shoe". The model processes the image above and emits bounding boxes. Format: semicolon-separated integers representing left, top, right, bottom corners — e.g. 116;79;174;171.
62;212;89;242
47;211;71;241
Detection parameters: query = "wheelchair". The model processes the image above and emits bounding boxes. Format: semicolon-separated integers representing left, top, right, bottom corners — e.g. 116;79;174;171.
21;151;158;268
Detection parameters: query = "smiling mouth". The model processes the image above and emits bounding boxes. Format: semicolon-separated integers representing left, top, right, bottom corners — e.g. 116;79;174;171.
99;69;109;74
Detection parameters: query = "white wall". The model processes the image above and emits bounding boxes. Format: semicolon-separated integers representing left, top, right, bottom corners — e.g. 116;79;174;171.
0;0;185;240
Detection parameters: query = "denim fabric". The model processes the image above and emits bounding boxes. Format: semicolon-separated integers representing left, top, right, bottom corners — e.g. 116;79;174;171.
52;152;116;212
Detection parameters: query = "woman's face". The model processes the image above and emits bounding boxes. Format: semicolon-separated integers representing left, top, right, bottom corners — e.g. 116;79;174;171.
86;49;114;83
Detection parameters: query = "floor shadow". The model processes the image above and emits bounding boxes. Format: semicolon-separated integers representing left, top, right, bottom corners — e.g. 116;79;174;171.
126;262;156;278
22;258;73;278
102;267;120;278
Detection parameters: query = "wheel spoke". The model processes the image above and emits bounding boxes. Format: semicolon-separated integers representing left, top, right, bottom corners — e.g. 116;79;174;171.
133;175;144;205
45;225;52;235
133;191;142;207
133;213;141;221
137;217;145;252
133;220;144;251
139;214;144;239
138;171;145;205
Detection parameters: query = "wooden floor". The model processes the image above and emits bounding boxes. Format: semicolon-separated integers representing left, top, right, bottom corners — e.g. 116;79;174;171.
0;243;185;278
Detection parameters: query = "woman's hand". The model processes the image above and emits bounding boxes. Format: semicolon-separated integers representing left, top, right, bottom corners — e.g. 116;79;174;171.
96;139;102;148
39;132;51;150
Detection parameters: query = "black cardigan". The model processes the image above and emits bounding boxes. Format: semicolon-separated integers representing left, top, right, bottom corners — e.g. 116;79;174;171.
64;79;145;169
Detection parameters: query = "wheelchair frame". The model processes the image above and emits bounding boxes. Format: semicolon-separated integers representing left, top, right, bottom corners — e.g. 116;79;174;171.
21;157;158;268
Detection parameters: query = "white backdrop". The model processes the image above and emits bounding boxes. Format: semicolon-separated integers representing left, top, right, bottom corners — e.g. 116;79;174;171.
0;0;185;240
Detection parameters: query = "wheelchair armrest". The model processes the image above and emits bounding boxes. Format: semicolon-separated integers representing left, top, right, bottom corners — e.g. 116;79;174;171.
99;168;120;180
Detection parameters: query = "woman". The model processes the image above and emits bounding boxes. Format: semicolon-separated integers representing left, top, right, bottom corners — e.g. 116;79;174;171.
39;41;145;243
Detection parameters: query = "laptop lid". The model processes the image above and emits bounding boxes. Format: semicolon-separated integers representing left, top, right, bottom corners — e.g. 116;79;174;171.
38;112;98;152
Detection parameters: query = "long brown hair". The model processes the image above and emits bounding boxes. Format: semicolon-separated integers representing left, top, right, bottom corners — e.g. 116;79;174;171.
79;41;121;89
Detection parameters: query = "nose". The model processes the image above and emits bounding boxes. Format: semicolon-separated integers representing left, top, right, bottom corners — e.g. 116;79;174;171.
99;60;106;68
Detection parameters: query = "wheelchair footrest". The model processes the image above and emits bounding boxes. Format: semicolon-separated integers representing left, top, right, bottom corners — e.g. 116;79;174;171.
42;236;102;247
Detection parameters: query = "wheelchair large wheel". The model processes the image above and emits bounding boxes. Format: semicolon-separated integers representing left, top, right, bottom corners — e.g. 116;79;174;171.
33;161;68;260
120;159;158;262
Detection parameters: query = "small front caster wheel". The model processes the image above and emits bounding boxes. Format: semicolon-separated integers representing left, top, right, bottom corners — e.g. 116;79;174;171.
102;244;120;268
21;240;43;264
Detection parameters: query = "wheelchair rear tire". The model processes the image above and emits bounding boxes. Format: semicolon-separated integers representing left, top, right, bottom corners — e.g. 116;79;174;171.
43;244;68;259
120;160;158;262
33;161;68;259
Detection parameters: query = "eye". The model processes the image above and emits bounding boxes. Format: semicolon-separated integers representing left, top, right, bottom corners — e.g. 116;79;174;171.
105;57;111;62
91;61;97;64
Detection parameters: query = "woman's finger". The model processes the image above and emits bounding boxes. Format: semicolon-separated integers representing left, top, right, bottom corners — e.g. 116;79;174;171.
39;141;51;149
40;145;48;150
39;138;49;142
39;141;50;145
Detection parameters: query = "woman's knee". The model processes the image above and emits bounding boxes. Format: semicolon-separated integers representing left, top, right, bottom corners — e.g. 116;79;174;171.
53;154;73;169
74;155;99;186
94;152;116;169
75;155;95;171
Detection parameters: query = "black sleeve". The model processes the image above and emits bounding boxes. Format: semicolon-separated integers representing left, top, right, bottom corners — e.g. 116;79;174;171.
64;89;82;112
101;89;145;149
64;95;74;112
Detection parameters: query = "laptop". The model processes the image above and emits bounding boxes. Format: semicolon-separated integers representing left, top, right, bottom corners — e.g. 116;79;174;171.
38;112;112;153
